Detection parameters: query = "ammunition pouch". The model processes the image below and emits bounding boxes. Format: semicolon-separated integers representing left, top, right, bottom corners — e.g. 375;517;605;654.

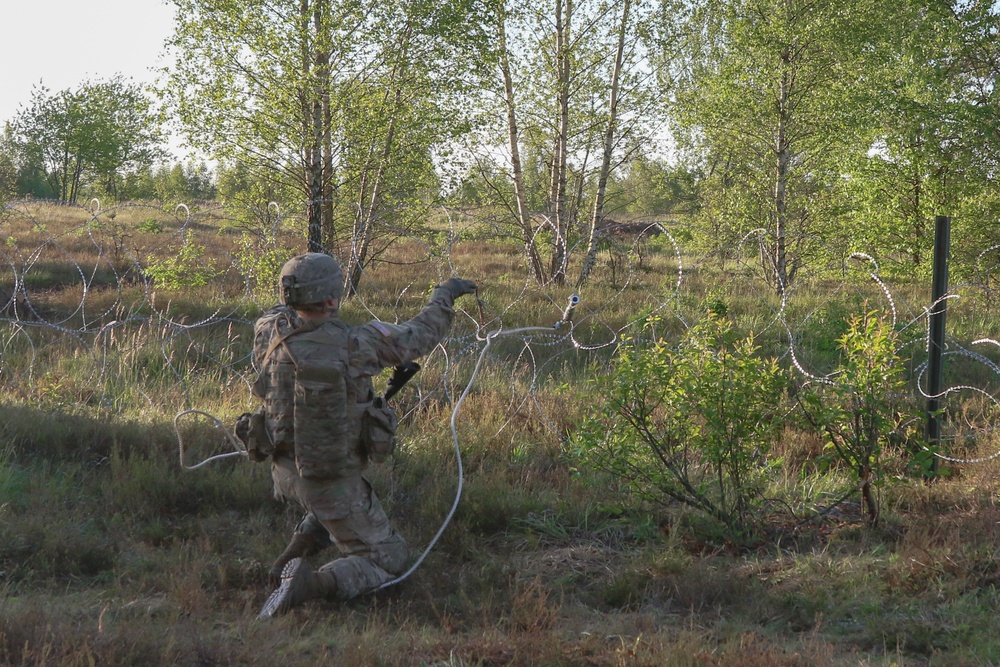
361;397;398;463
235;408;273;462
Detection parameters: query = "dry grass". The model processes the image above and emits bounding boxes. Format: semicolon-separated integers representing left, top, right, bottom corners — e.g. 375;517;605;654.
2;202;1000;665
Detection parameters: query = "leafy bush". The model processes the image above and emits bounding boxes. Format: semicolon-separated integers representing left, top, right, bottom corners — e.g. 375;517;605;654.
233;232;293;304
573;314;787;536
798;309;918;526
136;217;164;234
144;241;217;288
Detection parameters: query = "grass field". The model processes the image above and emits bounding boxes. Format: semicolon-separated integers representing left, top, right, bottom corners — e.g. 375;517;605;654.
2;201;1000;666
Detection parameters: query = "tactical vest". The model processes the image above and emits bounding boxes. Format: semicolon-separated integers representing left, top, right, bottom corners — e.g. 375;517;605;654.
253;317;368;480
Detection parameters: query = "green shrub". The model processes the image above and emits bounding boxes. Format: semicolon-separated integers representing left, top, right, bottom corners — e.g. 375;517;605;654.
144;241;217;288
136;218;164;233
573;314;787;536
233;232;293;304
798;309;918;526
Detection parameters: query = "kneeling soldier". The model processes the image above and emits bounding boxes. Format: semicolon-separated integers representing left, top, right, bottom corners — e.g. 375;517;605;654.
249;252;476;617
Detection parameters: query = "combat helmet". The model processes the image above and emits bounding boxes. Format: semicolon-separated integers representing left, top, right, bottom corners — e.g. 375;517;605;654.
279;253;344;307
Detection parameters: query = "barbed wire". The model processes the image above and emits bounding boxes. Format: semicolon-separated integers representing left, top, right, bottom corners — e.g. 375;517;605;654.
3;198;1000;468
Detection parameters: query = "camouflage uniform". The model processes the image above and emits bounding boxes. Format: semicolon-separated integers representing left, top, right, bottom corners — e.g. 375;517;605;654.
252;280;466;608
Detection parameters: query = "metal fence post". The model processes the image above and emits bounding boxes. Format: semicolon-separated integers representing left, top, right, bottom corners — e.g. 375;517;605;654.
925;215;950;476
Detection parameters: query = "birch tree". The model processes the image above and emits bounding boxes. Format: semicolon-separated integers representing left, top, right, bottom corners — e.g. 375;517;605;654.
654;0;878;291
472;0;662;286
496;1;548;284
844;0;1000;274
162;0;482;267
576;0;633;287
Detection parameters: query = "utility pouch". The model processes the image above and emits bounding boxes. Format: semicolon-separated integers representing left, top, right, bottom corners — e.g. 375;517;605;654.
361;396;398;463
293;359;349;479
247;409;272;461
234;409;272;462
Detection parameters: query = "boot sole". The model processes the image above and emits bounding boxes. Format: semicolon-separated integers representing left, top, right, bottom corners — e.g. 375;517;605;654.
258;557;307;619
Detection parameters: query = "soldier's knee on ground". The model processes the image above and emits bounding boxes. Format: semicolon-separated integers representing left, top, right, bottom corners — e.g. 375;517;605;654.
373;533;408;575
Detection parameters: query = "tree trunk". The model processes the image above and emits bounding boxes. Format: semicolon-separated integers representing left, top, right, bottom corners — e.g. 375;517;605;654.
911;154;922;266
70;159;84;205
319;1;335;251
60;146;70;204
860;463;879;526
345;15;415;296
301;0;324;253
577;0;631;289
772;53;791;293
499;10;547;285
346;100;397;297
549;0;571;284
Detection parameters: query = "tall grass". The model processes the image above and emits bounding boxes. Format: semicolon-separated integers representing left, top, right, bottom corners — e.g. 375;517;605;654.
2;203;1000;665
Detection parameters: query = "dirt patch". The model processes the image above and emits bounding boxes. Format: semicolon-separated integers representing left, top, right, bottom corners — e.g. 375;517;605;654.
517;543;621;584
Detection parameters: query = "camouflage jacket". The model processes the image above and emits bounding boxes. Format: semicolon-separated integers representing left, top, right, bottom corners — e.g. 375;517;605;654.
252;285;458;479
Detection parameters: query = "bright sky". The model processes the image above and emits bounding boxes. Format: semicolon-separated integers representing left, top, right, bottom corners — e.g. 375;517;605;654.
0;0;175;128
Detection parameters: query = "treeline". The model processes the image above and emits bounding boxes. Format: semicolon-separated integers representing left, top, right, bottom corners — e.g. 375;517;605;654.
0;157;218;205
1;0;998;288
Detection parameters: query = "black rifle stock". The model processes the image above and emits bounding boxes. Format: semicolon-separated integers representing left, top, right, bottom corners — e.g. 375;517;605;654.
384;362;421;401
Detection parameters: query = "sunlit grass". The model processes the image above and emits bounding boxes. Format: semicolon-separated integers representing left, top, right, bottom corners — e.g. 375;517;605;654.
3;202;1000;664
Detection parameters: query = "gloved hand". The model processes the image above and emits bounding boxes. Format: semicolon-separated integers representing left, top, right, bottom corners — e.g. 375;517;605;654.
235;410;270;462
440;277;478;299
234;412;252;446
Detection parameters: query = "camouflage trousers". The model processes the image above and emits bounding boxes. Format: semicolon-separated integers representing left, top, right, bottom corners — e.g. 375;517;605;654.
271;456;407;600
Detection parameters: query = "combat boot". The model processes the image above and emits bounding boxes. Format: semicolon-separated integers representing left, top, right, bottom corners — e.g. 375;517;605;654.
268;532;324;586
258;558;337;619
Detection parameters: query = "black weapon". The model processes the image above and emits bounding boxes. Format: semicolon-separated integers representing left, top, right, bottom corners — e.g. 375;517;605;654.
384;361;421;401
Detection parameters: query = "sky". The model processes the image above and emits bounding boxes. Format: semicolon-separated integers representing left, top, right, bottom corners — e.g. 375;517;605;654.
0;0;175;128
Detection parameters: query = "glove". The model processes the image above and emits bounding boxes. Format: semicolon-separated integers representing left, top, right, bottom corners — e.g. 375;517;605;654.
440;277;478;299
234;409;271;462
234;412;252;446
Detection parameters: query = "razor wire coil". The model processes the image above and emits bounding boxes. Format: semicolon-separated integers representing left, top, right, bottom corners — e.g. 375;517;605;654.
5;200;1000;483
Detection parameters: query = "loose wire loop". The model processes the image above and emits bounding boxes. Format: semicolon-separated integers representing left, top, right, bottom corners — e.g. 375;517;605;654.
172;294;582;592
175;409;249;469
376;301;580;591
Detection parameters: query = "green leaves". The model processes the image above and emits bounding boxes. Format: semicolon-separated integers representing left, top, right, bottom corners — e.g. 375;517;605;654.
162;0;490;254
144;241;218;289
653;0;1000;284
798;309;917;525
8;77;165;204
574;314;787;536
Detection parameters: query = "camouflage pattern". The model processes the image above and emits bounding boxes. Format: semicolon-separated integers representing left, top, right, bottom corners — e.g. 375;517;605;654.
252;306;303;456
279;252;344;306
270;458;406;598
253;284;461;604
254;286;458;476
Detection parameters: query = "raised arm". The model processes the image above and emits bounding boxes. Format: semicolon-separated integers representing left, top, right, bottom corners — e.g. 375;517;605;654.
358;279;477;368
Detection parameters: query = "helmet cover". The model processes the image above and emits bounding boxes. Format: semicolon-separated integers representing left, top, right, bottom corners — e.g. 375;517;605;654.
279;253;344;307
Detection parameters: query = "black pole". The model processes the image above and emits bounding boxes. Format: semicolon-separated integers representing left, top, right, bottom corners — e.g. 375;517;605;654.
925;215;950;475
